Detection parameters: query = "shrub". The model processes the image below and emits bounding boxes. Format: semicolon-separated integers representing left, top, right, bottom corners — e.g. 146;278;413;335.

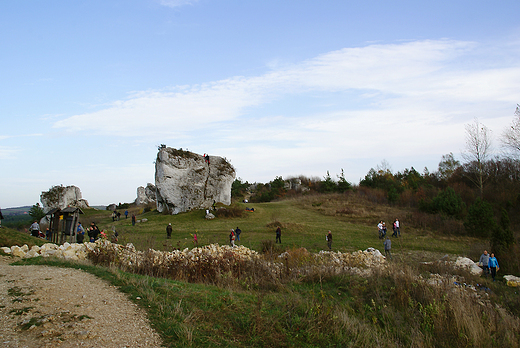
464;198;496;237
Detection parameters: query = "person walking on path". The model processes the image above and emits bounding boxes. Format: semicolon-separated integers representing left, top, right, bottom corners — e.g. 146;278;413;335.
479;250;490;276
275;226;282;243
488;253;499;281
30;221;40;237
384;236;392;260
326;230;333;250
235;227;242;242
166;223;172;239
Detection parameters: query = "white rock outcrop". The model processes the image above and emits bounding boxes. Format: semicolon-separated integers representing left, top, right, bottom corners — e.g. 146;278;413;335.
136;183;156;205
40;185;89;211
155;148;236;214
455;257;483;275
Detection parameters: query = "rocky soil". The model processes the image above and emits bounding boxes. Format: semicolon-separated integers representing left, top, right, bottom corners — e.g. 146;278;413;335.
0;256;163;348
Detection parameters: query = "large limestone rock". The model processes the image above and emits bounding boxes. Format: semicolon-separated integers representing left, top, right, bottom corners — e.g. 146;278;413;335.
155;148;236;214
40;185;89;211
135;183;156;205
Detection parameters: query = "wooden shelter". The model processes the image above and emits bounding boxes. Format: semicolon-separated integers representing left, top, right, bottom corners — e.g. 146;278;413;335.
46;207;84;244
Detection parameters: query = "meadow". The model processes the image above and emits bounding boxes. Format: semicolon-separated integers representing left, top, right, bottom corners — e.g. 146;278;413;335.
3;193;519;347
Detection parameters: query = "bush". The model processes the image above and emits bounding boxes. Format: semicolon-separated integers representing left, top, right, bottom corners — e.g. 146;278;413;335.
464;198;496;237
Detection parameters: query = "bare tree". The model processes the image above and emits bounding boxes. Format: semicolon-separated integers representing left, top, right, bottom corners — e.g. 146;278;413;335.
501;104;520;156
462;118;492;197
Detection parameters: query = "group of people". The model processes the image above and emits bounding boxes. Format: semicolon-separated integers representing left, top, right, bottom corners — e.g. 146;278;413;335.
377;219;400;239
479;250;500;281
229;227;242;247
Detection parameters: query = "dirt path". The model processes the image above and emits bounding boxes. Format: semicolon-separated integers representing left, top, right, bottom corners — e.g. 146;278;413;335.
0;256;163;348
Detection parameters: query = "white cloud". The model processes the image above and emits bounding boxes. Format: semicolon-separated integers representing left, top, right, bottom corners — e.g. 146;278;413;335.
51;39;520;183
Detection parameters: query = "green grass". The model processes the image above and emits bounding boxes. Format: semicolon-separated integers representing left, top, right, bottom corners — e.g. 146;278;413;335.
0;226;46;248
93;200;474;259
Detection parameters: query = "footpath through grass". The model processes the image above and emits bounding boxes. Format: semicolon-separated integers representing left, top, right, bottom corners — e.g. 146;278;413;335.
15;256;520;348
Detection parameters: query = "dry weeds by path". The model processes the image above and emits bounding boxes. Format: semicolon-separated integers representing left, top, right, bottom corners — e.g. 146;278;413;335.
0;255;163;348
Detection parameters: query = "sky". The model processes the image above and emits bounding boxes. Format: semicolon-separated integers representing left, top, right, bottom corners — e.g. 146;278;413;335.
1;0;520;208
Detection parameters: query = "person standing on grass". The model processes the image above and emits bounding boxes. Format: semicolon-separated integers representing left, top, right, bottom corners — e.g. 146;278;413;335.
395;218;400;237
87;222;100;242
384;236;392;260
76;222;85;243
229;229;236;247
166;223;172;239
132;214;136;226
235;227;242;242
488;253;499;281
30;220;40;237
479;250;490;276
326;230;333;250
125;210;128;219
275;226;282;243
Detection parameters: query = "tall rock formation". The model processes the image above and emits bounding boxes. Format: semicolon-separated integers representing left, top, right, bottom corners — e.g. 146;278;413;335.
155;148;235;214
135;183;157;205
40;185;89;211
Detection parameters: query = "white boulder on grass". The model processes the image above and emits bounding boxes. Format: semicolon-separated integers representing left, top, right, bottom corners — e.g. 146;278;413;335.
455;257;483;275
155;147;235;215
504;275;520;287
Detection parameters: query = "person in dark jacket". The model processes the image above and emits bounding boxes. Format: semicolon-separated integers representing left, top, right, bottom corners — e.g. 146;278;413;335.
87;222;100;242
384;237;392;260
275;227;281;243
166;223;172;239
326;230;333;250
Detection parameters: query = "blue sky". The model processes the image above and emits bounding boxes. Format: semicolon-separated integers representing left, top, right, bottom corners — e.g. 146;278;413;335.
1;0;520;208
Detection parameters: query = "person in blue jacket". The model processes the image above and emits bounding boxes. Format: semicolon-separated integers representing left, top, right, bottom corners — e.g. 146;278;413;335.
488;253;499;281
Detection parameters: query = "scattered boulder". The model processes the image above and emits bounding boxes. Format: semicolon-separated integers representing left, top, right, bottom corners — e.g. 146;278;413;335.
136;183;156;205
40;185;89;211
504;275;520;287
155;147;236;214
455;257;483;275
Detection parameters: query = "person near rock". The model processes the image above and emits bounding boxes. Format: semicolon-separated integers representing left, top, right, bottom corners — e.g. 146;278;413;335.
229;229;236;247
87;222;100;242
488;253;499;281
204;153;210;165
166;223;173;239
326;230;333;250
479;250;490;276
235;227;242;242
45;227;51;241
132;214;136;226
275;226;282;243
30;220;40;237
384;236;392;259
76;222;85;243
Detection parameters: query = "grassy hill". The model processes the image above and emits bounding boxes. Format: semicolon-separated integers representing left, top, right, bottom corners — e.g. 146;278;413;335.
3;194;519;347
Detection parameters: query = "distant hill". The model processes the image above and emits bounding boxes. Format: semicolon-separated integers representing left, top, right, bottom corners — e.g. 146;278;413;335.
2;206;31;216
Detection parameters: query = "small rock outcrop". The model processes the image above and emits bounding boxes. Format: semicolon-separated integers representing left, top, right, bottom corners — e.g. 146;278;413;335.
155;147;236;214
135;183;156;205
40;185;89;211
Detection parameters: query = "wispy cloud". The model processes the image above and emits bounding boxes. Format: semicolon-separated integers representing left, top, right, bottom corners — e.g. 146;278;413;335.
53;39;520;173
158;0;199;8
